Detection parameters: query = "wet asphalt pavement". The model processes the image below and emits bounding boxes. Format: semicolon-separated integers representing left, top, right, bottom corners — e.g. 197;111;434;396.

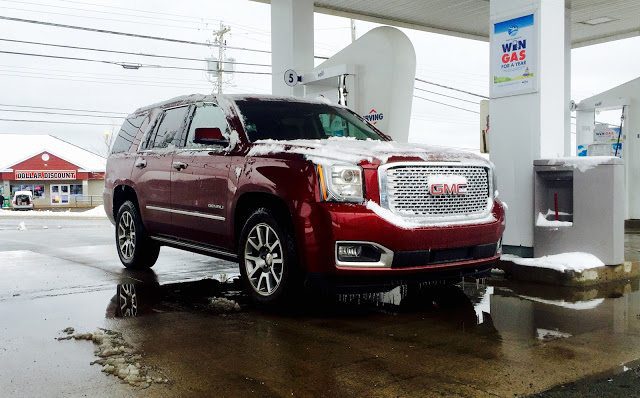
2;217;640;397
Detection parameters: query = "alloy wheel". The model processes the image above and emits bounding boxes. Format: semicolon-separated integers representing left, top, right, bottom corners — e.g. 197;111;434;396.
117;210;136;260
244;223;284;296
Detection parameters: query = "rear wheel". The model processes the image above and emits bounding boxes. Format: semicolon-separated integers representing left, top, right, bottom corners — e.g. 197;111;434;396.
116;200;159;269
239;208;300;304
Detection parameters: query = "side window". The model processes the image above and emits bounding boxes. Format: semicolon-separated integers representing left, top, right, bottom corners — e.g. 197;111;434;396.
149;106;189;150
318;112;371;140
184;104;231;148
111;114;145;154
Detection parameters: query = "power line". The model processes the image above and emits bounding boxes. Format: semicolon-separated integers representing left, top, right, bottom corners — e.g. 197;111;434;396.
0;5;210;31
0;70;213;88
0;64;217;84
0;108;125;118
0;71;216;90
415;77;488;99
0;103;128;115
31;0;262;29
1;0;212;26
413;95;479;114
414;87;480;105
0;50;273;75
0;118;119;126
0;15;272;54
0;16;330;59
0;38;272;67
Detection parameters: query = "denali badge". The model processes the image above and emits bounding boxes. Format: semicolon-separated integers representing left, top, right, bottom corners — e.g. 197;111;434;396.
427;175;468;196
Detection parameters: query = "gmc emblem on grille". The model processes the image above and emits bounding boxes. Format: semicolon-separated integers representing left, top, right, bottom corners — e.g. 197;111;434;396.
427;175;468;196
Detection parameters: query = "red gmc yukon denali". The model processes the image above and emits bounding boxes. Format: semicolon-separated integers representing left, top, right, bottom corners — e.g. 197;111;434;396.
104;94;505;303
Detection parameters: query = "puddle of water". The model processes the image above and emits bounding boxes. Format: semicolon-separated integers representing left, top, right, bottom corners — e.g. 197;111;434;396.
109;269;640;346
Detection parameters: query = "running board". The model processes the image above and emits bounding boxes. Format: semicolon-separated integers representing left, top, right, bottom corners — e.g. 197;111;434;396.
151;235;238;261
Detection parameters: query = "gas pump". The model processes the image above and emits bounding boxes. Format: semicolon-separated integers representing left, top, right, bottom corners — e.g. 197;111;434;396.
298;26;417;143
576;76;640;220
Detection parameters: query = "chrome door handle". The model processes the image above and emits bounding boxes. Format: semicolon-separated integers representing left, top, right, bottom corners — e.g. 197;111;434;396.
134;158;147;169
172;161;188;171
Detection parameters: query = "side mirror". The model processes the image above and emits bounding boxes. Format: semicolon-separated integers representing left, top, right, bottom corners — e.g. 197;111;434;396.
193;127;228;146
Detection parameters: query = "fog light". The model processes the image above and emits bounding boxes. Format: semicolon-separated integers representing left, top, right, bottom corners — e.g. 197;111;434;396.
338;245;362;258
496;238;503;255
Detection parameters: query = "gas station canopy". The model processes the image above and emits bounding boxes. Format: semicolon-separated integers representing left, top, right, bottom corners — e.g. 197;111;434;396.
255;0;640;47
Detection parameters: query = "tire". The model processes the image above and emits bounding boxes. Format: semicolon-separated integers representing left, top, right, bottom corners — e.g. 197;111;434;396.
115;200;160;269
238;208;300;304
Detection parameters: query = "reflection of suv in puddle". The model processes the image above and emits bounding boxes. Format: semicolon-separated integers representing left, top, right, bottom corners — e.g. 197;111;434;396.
104;94;505;304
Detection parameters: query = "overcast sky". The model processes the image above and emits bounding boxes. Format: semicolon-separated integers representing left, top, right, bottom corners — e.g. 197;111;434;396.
1;0;639;156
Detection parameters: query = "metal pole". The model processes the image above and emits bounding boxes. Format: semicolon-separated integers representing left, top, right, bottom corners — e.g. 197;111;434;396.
350;19;356;43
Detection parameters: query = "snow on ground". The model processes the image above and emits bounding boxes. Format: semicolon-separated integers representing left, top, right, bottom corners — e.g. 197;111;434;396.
501;252;604;272
546;156;618;172
57;327;169;388
536;212;573;227
0;205;106;218
208;297;241;313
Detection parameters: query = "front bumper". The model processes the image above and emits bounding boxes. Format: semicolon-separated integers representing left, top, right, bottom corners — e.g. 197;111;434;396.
295;199;505;277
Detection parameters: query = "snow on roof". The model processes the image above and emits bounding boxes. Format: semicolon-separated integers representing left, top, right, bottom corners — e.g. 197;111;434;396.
133;93;344;115
0;134;106;172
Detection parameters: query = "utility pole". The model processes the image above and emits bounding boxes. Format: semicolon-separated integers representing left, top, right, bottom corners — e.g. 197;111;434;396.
350;19;356;43
213;22;231;94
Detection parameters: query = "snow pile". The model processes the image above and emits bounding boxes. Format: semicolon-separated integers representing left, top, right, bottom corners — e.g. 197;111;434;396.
536;212;572;227
208;297;241;313
247;137;489;165
501;252;604;272
366;200;496;229
17;221;26;230
57;327;169;388
0;205;106;218
77;205;107;217
547;156;617;172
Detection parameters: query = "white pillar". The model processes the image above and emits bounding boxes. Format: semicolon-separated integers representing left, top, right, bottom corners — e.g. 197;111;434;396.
625;103;640;219
564;10;572;156
270;0;314;96
489;0;570;255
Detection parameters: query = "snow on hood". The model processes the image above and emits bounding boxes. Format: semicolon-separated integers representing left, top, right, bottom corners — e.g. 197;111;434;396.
247;137;490;166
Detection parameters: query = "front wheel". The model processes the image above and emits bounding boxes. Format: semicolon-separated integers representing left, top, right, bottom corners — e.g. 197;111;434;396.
115;200;159;269
239;208;300;304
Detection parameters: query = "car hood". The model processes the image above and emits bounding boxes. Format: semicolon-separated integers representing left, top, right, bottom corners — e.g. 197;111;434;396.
247;137;491;167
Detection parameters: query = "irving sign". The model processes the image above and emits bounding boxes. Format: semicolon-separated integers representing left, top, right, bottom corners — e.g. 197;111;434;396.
15;170;77;180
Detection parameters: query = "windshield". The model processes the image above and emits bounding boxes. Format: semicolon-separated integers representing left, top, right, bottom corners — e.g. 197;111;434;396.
234;100;387;142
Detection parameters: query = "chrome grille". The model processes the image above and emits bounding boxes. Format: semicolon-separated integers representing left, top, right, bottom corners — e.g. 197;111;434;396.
382;164;490;217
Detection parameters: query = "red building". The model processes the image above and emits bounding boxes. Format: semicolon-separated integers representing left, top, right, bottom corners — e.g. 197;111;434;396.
1;134;105;208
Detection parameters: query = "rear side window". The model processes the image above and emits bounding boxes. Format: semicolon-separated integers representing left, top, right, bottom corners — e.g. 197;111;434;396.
184;104;231;148
147;106;190;150
111;115;145;154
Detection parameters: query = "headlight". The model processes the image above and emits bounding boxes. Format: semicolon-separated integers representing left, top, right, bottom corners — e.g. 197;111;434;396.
317;164;364;202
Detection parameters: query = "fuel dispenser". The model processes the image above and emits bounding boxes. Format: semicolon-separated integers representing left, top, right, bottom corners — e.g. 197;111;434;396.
533;157;624;265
